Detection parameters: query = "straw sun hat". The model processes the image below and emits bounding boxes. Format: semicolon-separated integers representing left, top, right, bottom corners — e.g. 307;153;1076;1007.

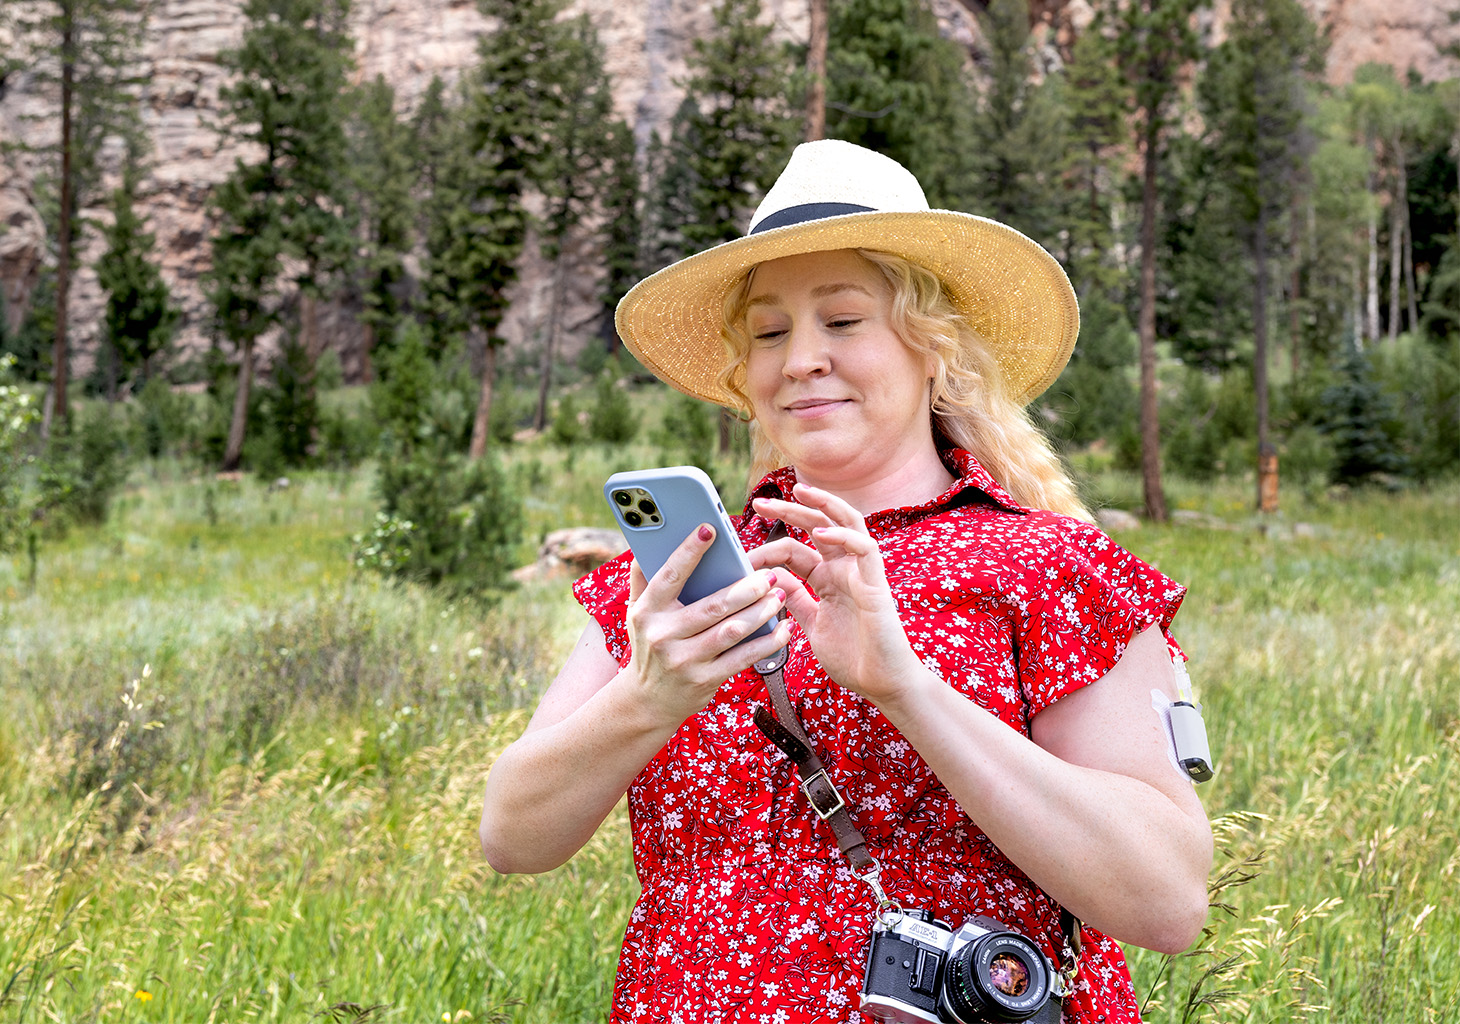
614;138;1080;408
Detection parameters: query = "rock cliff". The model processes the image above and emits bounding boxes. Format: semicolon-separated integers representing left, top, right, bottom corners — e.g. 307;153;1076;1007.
1;0;1455;381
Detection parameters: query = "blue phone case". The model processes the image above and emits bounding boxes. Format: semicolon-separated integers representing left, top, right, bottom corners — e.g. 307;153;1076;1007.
604;467;774;640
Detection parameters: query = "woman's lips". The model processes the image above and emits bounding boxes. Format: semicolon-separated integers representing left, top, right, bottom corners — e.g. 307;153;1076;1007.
783;398;848;419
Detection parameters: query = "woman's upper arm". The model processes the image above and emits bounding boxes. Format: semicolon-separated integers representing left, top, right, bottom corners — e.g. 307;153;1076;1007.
1031;623;1208;824
522;618;623;734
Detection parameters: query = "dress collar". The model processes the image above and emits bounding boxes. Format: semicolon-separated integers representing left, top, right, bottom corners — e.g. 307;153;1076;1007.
744;448;1026;532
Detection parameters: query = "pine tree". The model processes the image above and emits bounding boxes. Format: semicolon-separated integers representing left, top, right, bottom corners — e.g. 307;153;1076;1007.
424;0;575;459
597;114;643;351
1110;0;1209;523
4;0;147;431
532;15;619;431
1059;22;1127;294
680;0;798;252
671;0;797;454
966;0;1067;245
1200;0;1323;510
347;75;415;382
642;98;704;271
1320;341;1406;485
824;0;975;208
95;159;176;396
206;0;356;471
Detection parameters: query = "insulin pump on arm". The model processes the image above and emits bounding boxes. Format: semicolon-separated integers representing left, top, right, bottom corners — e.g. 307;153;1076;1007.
1166;658;1215;784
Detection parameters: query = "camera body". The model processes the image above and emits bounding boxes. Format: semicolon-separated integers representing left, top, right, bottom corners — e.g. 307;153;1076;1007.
861;910;1066;1024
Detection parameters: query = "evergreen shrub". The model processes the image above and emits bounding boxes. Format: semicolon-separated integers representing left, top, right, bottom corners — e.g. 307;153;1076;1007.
259;339;321;468
359;346;523;601
1037;294;1137;448
1374;334;1460;482
35;404;129;532
367;443;521;601
130;376;194;459
369;320;437;449
0;354;40;552
654;390;717;474
550;391;585;446
589;370;637;445
1319;345;1407;486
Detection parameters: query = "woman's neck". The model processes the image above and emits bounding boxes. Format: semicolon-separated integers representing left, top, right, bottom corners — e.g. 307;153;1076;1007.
793;444;956;515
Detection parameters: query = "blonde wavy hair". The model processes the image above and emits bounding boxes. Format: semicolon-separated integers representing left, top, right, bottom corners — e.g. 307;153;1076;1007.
716;249;1091;522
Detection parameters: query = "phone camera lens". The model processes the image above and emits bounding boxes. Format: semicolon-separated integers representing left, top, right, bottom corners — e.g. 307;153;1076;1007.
638;499;658;518
624;510;643;527
613;491;632;507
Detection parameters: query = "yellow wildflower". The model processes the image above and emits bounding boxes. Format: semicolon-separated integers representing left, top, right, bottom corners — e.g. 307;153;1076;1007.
135;990;153;1002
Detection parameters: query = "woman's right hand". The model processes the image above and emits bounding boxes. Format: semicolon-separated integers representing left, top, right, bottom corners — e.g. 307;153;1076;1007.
622;523;792;729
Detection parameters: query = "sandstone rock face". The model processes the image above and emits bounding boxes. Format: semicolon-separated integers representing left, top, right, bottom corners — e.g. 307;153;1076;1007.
1;0;1455;382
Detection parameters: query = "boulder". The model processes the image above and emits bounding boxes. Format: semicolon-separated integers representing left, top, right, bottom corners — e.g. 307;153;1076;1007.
512;527;627;583
1095;508;1141;532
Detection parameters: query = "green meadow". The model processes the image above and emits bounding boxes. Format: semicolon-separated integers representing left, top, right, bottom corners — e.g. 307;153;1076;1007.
2;441;1458;1023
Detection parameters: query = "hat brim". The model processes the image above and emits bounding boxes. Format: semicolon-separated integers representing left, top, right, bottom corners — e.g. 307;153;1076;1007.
614;209;1079;408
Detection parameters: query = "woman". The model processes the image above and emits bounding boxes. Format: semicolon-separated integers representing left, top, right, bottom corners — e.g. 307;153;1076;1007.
480;140;1213;1023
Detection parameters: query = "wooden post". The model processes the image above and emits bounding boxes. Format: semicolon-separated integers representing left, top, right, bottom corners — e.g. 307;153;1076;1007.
1258;449;1279;513
805;0;828;141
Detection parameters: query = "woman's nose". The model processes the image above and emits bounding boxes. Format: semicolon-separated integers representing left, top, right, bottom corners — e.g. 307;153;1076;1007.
781;323;830;379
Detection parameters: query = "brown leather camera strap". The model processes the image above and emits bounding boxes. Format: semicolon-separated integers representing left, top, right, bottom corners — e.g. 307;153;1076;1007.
752;646;877;876
751;520;876;876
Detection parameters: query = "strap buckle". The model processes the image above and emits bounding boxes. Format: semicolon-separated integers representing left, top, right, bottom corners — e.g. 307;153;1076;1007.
800;768;846;819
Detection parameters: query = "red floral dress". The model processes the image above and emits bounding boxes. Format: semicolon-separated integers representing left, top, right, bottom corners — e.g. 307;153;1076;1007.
573;448;1187;1024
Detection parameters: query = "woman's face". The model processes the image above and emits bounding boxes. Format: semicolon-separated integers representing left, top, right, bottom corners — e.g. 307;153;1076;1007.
743;249;937;489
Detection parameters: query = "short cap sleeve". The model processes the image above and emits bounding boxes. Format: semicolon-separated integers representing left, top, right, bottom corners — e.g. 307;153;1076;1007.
573;550;635;668
1018;516;1186;715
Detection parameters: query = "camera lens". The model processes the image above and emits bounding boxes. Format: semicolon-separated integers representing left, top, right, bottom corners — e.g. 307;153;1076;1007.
941;932;1050;1022
624;510;643;527
987;954;1030;998
613;490;633;506
637;499;658;518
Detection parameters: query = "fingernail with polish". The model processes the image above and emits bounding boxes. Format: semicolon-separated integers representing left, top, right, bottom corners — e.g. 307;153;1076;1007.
698;524;713;542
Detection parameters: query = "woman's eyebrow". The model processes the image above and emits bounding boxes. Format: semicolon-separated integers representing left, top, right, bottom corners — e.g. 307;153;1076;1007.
746;282;874;308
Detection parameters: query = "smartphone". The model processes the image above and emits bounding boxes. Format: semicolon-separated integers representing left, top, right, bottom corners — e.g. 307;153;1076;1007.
604;466;775;641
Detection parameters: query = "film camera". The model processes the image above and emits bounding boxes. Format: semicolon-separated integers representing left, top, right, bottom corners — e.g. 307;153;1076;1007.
861;910;1069;1024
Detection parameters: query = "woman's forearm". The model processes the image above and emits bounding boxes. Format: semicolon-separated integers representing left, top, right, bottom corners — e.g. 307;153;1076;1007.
875;661;1212;953
479;669;674;874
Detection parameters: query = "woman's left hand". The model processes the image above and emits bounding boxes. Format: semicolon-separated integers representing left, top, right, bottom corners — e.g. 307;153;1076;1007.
749;483;924;704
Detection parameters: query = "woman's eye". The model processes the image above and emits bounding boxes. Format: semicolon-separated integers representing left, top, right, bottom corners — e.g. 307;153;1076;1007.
752;327;786;344
827;318;861;330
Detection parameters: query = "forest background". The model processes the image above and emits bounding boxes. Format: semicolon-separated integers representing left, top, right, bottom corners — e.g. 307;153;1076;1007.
1;0;1459;1020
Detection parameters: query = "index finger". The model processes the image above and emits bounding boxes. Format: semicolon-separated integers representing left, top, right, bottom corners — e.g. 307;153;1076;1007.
790;482;869;530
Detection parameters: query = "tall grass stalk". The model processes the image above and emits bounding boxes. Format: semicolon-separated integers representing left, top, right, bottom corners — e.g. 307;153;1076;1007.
2;446;1458;1021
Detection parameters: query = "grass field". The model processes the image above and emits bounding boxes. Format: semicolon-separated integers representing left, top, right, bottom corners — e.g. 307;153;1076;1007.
2;438;1457;1023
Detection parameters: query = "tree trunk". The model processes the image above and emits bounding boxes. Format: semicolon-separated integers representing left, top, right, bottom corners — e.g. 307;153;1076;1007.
46;7;77;438
1400;158;1418;333
1387;176;1402;342
719;408;735;456
1137;116;1167;524
1350;257;1362;345
360;320;376;385
1254;207;1276;513
222;336;255;471
1288;193;1302;380
470;337;497;460
1365;183;1379;344
805;0;828;142
535;253;570;432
